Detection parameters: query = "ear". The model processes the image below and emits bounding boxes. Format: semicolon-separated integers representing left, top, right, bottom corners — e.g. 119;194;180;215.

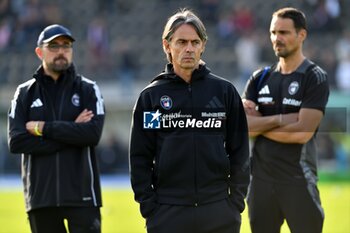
199;41;206;56
35;47;43;60
298;29;307;42
201;41;206;54
162;39;170;53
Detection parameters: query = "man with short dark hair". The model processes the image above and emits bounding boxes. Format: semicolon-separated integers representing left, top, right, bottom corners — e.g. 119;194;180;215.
8;24;105;233
242;7;329;233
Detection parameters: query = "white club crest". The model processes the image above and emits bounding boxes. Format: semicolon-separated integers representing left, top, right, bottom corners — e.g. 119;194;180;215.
288;81;299;95
71;93;80;107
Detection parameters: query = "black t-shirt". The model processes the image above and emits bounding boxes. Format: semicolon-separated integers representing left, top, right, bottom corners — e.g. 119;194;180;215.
242;59;329;184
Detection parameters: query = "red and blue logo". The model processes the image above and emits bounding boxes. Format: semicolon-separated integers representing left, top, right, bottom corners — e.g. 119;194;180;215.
160;95;172;110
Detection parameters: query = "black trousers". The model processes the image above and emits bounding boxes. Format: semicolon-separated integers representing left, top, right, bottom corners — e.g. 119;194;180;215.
247;177;324;233
27;207;101;233
146;198;241;233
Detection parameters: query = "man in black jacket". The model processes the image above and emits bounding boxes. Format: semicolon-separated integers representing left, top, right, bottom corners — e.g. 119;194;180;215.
129;9;250;233
7;24;105;233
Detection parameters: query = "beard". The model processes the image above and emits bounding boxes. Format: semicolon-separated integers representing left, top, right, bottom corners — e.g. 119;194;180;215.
274;44;298;58
47;56;71;73
275;50;288;58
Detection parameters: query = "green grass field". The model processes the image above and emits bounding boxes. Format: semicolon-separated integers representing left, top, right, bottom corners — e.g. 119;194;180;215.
0;182;349;233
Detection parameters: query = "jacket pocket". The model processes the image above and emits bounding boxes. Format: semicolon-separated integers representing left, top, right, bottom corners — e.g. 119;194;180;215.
156;135;195;192
195;134;230;191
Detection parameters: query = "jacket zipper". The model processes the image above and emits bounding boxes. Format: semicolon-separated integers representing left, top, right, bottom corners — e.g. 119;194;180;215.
56;152;60;205
188;83;198;206
56;87;67;206
42;84;67;206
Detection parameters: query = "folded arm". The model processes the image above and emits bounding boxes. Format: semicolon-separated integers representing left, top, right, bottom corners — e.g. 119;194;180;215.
262;108;323;144
242;99;298;137
28;109;104;146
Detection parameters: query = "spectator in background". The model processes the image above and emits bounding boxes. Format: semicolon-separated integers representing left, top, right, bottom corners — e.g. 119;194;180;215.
0;0;11;16
335;29;350;61
234;30;261;91
309;0;341;32
114;39;138;95
42;3;62;25
217;11;236;46
0;0;15;51
17;0;44;45
87;15;110;75
324;0;341;30
0;0;14;81
0;0;14;23
335;29;350;91
335;55;350;91
0;18;11;51
198;0;220;25
232;4;255;36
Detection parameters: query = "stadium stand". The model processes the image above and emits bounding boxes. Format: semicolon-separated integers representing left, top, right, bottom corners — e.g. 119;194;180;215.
0;0;349;174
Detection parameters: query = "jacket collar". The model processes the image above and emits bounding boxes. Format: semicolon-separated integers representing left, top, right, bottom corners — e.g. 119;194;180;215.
152;63;211;83
33;64;77;85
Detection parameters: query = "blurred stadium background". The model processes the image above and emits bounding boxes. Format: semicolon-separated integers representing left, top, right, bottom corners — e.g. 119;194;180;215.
0;0;349;178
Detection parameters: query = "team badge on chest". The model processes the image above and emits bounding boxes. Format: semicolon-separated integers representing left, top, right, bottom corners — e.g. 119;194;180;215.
71;93;80;107
160;95;173;110
288;81;299;95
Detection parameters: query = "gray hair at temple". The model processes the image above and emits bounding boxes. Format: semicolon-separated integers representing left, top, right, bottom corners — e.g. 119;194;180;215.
162;9;208;63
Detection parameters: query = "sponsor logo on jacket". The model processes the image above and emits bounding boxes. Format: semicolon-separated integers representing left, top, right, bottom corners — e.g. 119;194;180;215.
282;98;302;106
143;110;224;129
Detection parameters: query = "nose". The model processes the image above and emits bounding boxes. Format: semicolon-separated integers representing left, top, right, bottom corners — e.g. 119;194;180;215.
185;42;194;52
270;33;278;42
56;48;66;54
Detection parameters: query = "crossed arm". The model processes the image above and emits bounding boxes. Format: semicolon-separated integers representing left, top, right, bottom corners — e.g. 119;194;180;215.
26;109;94;136
242;99;323;144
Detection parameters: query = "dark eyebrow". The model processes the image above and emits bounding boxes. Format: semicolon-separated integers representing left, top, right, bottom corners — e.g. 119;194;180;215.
177;38;201;42
270;29;289;33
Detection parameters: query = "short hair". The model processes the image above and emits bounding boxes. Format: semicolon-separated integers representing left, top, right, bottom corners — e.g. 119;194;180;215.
162;8;207;63
272;7;307;31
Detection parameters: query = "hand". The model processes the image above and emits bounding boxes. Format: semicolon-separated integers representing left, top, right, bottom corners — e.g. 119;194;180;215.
242;99;261;116
75;109;94;123
26;121;44;136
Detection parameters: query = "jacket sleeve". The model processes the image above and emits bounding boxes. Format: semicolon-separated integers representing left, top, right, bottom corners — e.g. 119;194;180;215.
129;93;158;219
8;87;64;155
43;82;105;146
226;85;250;213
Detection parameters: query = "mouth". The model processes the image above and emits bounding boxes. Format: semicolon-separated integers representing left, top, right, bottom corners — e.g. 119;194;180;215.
182;57;194;61
54;57;68;63
275;43;285;49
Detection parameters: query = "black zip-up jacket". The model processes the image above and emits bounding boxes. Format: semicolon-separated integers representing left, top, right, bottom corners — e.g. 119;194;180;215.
130;64;250;218
8;65;105;212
